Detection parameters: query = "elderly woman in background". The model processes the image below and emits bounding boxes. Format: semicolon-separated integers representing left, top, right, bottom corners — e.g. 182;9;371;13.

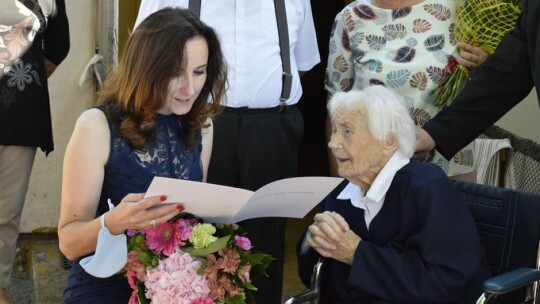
297;86;490;303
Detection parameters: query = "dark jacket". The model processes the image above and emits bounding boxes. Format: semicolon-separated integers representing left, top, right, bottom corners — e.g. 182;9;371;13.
297;161;491;304
423;0;539;159
0;0;70;154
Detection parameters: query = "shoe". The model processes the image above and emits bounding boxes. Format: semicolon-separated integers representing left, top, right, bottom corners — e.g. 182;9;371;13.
0;288;10;304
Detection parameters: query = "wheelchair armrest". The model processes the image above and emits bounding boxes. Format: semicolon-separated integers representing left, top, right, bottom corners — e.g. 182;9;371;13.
483;267;540;295
284;290;320;304
284;258;324;304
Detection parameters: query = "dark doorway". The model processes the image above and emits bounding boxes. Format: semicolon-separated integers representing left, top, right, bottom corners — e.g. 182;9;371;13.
297;0;345;177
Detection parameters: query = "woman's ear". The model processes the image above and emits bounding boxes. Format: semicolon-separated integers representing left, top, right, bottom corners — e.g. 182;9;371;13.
384;134;398;155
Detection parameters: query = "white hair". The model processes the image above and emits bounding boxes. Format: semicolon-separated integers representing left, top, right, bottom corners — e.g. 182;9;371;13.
328;86;417;157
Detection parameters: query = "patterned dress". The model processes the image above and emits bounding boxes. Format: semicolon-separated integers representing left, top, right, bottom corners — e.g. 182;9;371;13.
326;0;475;176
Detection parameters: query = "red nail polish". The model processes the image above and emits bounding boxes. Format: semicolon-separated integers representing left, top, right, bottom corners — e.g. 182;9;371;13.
176;204;185;211
160;195;167;201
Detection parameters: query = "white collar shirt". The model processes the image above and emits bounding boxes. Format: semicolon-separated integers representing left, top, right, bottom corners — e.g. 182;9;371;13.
135;0;320;108
337;151;410;229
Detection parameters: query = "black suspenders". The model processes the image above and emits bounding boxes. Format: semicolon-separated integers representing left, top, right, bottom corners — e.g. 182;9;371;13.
187;0;292;107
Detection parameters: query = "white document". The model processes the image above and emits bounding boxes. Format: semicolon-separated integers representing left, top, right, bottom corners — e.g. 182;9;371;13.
144;176;344;224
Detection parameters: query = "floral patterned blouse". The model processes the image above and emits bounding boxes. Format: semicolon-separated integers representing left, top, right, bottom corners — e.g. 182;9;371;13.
326;0;475;176
0;0;69;154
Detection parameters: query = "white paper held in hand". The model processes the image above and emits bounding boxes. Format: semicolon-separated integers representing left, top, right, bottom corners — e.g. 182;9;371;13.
144;176;344;223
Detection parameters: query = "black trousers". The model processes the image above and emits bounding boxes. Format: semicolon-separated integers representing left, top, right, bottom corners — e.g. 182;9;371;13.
207;105;304;304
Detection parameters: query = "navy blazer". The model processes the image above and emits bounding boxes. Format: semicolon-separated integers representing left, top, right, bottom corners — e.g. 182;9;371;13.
423;0;539;159
297;160;491;304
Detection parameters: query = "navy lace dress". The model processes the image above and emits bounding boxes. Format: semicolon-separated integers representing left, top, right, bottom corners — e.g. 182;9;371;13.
63;104;203;303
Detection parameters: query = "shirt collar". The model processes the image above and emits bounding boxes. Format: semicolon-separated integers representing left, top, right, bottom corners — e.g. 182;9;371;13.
336;151;410;228
365;150;410;202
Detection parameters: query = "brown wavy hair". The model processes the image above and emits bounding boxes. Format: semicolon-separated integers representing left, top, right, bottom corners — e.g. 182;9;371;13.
98;8;227;149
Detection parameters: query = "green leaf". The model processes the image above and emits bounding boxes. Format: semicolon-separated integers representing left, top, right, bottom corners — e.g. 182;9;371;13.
242;282;257;291
216;223;247;238
136;282;150;304
196;260;208;275
182;235;230;257
137;250;160;267
127;234;146;251
223;293;246;304
246;254;275;279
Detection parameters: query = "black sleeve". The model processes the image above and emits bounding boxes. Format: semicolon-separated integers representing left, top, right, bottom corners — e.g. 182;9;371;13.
423;2;534;159
296;230;321;288
43;0;70;65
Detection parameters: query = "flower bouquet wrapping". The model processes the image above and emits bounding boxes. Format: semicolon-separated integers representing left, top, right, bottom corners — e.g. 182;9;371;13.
434;0;521;106
124;214;274;304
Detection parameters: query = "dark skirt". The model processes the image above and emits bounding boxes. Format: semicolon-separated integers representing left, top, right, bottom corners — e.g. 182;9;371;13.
63;261;132;304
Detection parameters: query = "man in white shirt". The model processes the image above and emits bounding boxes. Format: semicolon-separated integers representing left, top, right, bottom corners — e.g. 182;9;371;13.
136;1;320;303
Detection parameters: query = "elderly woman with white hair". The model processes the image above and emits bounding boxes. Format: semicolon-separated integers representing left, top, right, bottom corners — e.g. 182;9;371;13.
297;86;490;303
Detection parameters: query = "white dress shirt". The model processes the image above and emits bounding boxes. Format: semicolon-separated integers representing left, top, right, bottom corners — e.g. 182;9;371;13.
337;151;410;229
136;0;320;108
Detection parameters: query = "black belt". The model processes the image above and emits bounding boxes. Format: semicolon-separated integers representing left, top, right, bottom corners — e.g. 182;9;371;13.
223;104;292;114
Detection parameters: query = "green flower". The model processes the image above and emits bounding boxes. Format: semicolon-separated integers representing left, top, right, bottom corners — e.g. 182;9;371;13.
189;223;218;249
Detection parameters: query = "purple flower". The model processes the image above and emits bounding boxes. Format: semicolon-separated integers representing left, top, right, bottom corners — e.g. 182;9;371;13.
234;236;252;250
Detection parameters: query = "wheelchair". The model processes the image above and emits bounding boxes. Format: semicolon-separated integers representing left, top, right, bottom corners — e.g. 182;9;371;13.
285;180;540;304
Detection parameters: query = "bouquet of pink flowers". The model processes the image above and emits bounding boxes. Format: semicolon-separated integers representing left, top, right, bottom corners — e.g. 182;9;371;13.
124;214;274;304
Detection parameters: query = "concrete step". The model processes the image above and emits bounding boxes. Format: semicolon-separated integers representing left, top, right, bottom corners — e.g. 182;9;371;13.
7;234;67;304
30;238;68;303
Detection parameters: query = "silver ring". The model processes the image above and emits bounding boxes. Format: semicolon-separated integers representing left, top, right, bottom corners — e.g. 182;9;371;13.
149;219;156;227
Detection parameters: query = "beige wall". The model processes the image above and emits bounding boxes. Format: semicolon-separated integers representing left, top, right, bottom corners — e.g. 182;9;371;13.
20;1;95;232
496;90;540;144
